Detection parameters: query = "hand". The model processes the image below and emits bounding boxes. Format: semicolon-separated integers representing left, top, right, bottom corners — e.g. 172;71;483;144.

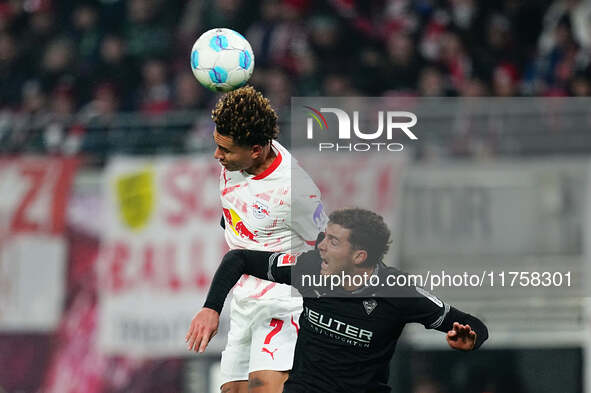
446;322;476;351
185;307;219;353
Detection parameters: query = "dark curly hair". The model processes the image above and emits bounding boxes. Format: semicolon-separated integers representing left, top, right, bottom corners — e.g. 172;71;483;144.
211;86;280;147
329;208;391;266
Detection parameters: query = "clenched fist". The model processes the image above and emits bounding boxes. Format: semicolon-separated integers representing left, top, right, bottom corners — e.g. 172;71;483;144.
446;322;477;351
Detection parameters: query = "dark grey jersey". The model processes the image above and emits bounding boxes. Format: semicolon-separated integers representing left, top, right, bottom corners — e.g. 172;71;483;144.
204;249;489;393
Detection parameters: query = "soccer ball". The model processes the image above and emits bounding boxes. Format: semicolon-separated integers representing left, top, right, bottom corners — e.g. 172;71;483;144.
190;28;255;92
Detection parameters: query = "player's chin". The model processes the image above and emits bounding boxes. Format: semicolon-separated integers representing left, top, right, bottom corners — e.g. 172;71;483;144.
221;162;237;171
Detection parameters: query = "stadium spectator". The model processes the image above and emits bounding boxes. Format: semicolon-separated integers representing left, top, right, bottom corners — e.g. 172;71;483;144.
438;31;472;94
136;58;172;114
293;50;322;96
39;38;77;97
382;32;423;92
0;32;24;108
95;34;138;109
460;77;489;96
418;66;447;97
80;82;120;122
10;80;48;151
125;0;171;60
322;73;359;96
172;71;206;111
19;4;57;80
49;82;76;117
539;0;591;52
492;63;520;97
568;70;591;95
247;0;309;73
261;67;293;112
70;2;102;72
0;0;589;153
2;0;589;112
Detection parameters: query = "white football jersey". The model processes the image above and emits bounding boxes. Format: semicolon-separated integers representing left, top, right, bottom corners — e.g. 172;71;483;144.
219;141;327;302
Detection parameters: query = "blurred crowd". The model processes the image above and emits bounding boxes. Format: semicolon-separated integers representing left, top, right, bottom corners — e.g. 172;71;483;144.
0;0;590;154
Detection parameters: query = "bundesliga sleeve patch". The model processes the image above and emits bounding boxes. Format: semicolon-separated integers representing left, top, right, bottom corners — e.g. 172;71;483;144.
276;253;298;267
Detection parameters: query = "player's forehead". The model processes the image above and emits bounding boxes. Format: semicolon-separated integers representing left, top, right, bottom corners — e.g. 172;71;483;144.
325;223;351;243
213;129;237;148
213;129;254;152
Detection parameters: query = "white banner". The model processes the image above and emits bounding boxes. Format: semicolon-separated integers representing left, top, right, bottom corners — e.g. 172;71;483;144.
0;157;78;331
0;235;65;330
97;154;406;356
97;157;228;356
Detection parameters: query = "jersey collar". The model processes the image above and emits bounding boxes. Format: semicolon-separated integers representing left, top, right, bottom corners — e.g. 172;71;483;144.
350;263;382;296
252;143;282;180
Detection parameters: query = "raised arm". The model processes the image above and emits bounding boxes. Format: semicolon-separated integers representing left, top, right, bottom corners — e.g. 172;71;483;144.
186;249;291;353
395;286;489;351
203;249;292;313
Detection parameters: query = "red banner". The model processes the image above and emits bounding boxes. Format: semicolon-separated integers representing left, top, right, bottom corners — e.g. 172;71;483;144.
0;157;79;331
0;157;79;235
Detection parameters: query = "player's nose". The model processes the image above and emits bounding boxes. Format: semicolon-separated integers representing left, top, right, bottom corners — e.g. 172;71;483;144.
317;235;328;252
214;147;224;160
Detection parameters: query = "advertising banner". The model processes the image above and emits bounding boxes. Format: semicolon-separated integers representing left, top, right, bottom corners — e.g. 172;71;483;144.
0;157;78;331
98;152;406;356
98;157;227;356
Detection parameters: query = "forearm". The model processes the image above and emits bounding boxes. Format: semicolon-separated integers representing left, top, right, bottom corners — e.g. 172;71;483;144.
437;307;489;350
202;249;277;313
203;250;247;313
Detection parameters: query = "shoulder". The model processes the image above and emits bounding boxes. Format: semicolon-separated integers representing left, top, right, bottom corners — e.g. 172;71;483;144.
272;140;291;158
290;161;321;200
373;264;425;300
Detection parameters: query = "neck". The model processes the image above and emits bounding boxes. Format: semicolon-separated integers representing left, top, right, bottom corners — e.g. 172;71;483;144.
245;144;276;176
342;266;376;291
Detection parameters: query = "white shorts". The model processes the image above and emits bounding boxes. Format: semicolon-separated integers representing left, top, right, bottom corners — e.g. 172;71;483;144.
219;296;302;387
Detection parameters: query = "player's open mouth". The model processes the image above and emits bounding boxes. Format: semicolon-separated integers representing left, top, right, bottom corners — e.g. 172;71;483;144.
321;260;328;270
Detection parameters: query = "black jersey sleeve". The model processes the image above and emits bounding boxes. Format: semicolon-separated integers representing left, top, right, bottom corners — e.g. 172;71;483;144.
393;286;450;328
203;249;320;313
392;286;488;349
203;249;275;313
236;248;322;291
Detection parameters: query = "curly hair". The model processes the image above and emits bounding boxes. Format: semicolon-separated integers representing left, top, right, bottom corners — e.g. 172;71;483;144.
328;208;391;266
211;86;280;147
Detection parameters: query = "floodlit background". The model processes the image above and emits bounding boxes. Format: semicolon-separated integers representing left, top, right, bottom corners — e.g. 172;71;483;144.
0;0;590;392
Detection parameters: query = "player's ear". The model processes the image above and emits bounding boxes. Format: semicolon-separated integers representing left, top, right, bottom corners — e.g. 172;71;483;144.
352;250;367;266
250;144;263;158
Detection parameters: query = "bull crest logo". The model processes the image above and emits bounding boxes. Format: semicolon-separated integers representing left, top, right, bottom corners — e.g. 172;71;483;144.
115;169;155;230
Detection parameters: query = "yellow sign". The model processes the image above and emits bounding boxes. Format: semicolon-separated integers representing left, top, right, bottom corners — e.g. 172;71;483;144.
115;169;155;230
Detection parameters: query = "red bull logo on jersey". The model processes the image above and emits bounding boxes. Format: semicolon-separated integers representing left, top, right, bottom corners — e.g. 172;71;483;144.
252;200;270;219
223;207;258;242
